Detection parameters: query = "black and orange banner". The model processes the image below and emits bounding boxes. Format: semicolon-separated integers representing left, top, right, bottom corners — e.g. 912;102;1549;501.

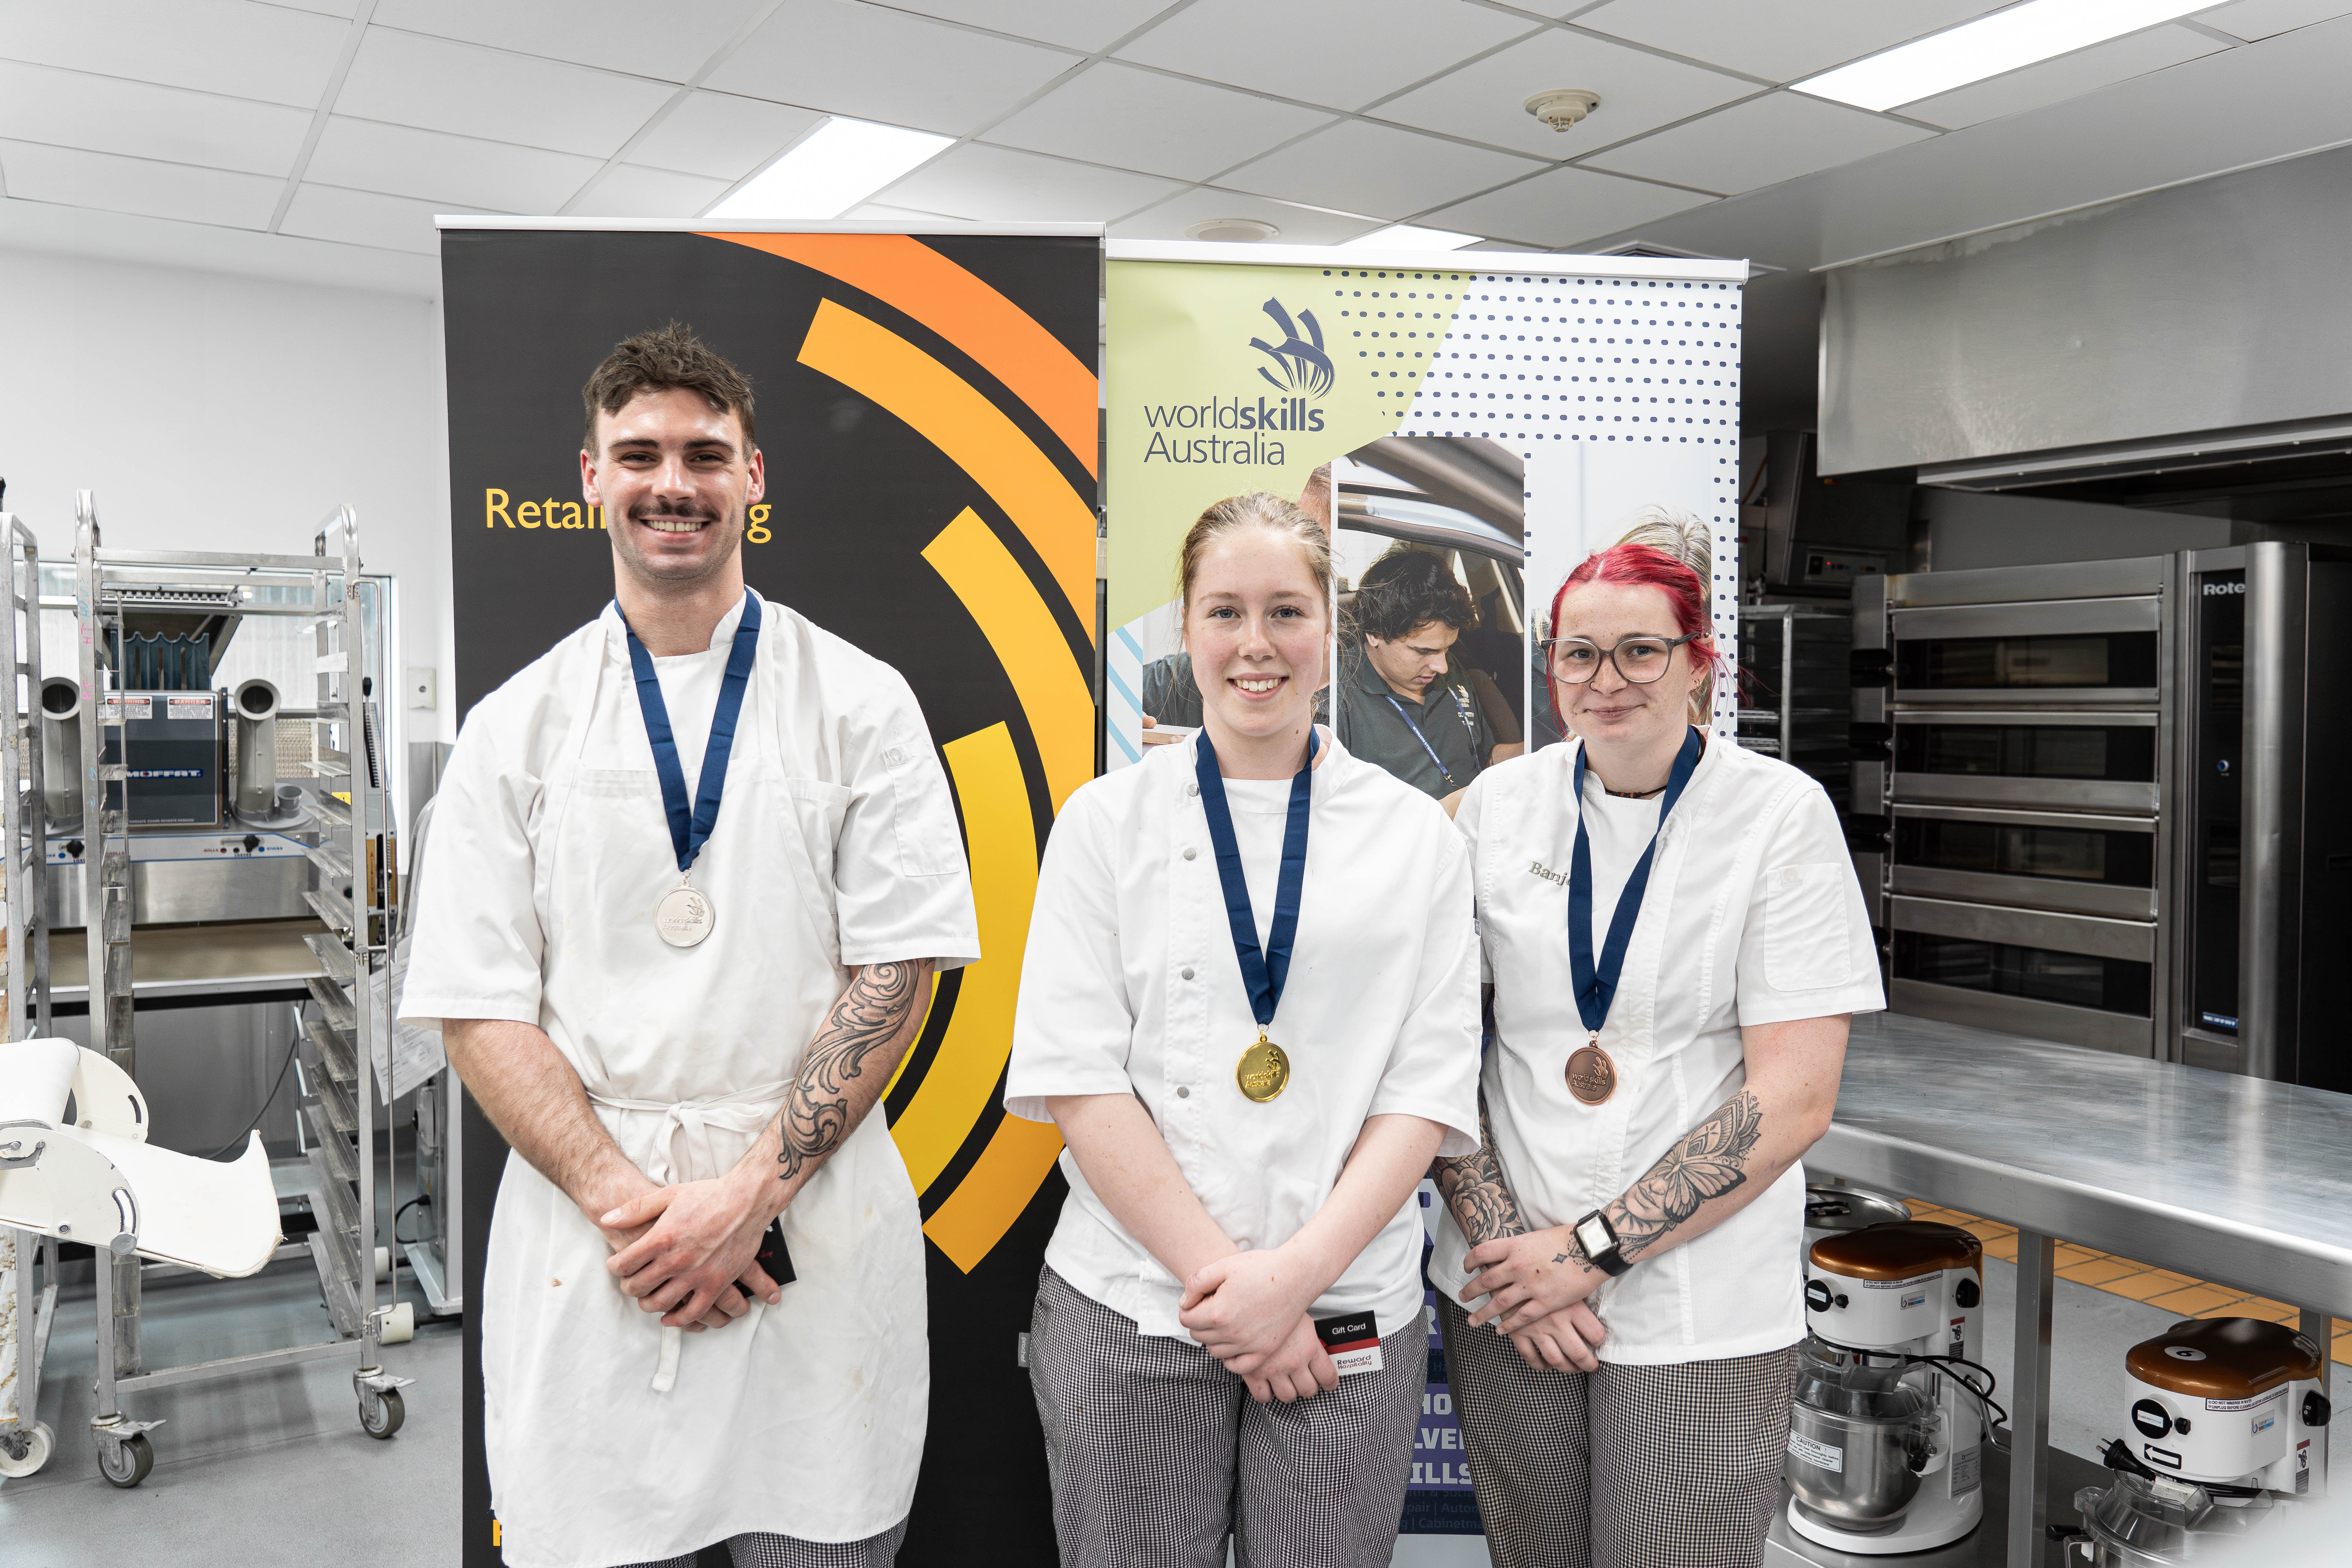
441;225;1099;1567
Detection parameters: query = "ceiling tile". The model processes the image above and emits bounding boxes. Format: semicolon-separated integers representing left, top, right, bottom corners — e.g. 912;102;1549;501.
1902;25;2227;128
1115;0;1536;111
1581;90;1934;194
1109;186;1387;243
1570;0;2015;83
983;62;1334;182
333;28;677;158
704;0;1079;135
572;164;732;218
0;0;350;108
272;0;360;14
874;0;1174;51
1373;26;1758;159
1217;118;1546;221
2193;0;2352;41
304;116;602;210
0;138;281;227
841;199;968;220
1418;163;1715;246
278;182;496;252
867;142;1180;221
0;61;312;176
626;92;824;182
369;0;771;84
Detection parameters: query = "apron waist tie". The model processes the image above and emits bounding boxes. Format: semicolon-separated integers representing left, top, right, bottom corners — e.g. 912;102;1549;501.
586;1080;795;1395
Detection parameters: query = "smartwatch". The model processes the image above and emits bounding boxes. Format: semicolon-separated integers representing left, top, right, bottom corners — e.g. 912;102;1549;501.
1573;1210;1630;1278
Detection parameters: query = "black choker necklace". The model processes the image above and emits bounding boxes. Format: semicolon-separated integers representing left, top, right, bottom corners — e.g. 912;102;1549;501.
1602;783;1666;800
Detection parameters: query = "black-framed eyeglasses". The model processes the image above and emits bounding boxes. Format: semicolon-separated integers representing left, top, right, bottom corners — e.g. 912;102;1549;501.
1542;632;1700;685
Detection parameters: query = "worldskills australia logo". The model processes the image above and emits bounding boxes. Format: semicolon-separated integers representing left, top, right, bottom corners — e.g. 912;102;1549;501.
1139;297;1329;467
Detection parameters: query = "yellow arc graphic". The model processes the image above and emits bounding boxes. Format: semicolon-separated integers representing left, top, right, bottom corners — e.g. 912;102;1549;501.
798;299;1097;637
889;722;1038;1198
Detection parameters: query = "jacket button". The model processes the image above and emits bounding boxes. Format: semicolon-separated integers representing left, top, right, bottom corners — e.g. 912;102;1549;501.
1181;968;1195;980
1176;1086;1190;1098
1183;847;1197;861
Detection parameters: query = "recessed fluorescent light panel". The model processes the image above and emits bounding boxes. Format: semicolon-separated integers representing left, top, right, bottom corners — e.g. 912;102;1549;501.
1343;224;1482;251
706;116;952;221
1795;0;2212;112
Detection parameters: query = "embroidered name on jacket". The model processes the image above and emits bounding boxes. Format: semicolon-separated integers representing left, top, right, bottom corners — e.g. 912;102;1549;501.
1527;860;1568;886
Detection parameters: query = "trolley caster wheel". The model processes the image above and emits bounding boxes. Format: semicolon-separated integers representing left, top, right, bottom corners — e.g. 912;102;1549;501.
359;1388;404;1439
97;1433;153;1489
0;1421;55;1479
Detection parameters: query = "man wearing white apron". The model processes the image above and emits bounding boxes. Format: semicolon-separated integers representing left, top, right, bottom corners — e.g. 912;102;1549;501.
401;324;979;1568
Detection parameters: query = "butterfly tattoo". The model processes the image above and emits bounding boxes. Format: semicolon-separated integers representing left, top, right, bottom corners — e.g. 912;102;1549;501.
1613;1090;1765;1260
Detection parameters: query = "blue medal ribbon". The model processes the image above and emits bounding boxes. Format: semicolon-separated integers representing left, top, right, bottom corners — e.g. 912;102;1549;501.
1194;727;1319;1031
616;591;763;875
1382;694;1457;786
1568;726;1704;1038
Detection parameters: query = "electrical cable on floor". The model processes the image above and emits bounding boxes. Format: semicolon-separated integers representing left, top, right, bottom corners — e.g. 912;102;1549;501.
394;1194;432;1245
202;1031;303;1161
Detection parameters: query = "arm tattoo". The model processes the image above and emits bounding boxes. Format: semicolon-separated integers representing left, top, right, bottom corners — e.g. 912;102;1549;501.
1609;1089;1765;1261
1432;1090;1528;1245
778;961;923;1183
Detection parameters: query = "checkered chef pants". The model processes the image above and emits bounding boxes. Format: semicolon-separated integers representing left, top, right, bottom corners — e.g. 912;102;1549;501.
610;1518;906;1568
1028;1265;1425;1568
1435;1295;1799;1568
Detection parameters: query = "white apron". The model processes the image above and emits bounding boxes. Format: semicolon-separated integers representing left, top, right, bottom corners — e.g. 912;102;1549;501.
482;612;928;1568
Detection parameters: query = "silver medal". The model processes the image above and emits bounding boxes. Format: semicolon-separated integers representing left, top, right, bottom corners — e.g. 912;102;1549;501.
654;882;716;948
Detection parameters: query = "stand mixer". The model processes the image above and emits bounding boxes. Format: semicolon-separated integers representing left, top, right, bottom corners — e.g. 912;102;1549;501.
2067;1316;2331;1564
1785;1221;1994;1554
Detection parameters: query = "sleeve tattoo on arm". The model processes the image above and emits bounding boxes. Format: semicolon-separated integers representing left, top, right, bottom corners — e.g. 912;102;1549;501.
778;961;923;1183
1611;1089;1765;1260
1433;1090;1528;1245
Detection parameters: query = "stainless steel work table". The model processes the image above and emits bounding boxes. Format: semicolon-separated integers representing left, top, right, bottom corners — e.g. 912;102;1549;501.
1802;1011;2352;1566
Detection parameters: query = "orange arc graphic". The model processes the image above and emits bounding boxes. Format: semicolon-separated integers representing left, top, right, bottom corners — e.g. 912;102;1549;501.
921;508;1092;813
925;1115;1065;1275
703;231;1096;477
797;298;1096;637
889;721;1038;1198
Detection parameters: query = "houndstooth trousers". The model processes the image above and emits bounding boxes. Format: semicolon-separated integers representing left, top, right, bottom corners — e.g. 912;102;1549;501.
611;1518;906;1568
1435;1295;1799;1568
1029;1265;1424;1568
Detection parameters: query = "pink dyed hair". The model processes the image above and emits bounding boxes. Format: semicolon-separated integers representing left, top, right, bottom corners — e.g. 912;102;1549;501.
1548;542;1717;731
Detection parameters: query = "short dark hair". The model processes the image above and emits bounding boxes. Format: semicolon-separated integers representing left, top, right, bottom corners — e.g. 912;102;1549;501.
1354;547;1473;643
581;321;756;453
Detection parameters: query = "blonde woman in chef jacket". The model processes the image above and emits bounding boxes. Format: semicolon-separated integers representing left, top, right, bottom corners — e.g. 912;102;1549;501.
1431;524;1882;1568
1006;492;1483;1568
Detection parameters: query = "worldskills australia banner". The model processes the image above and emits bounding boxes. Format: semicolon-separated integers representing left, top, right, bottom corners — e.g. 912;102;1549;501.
1103;240;1745;1548
1104;243;1747;777
438;219;1099;1568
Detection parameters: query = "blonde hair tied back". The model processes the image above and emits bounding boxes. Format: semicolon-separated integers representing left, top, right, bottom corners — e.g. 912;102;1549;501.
1176;491;1334;615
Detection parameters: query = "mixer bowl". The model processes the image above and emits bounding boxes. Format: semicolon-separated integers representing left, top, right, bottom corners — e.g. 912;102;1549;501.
2068;1475;2275;1565
1785;1341;1940;1531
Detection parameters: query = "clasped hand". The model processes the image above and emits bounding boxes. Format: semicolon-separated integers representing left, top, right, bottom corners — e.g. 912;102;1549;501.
1178;1247;1337;1405
596;1172;783;1332
1460;1226;1609;1372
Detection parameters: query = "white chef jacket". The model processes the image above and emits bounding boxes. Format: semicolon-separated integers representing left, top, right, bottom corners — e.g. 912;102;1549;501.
1428;736;1882;1365
398;589;978;1568
1005;730;1481;1345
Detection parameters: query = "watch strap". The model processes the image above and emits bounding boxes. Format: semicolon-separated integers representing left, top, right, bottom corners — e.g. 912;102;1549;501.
1575;1209;1630;1277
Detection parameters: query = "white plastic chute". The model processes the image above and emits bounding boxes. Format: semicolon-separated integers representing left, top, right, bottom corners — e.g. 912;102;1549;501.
0;1040;279;1278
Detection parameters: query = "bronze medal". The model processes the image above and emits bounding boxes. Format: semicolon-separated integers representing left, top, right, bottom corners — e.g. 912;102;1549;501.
1236;1032;1290;1103
1566;1039;1617;1106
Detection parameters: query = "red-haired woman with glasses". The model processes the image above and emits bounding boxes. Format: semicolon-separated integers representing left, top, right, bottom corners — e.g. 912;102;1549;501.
1428;536;1882;1568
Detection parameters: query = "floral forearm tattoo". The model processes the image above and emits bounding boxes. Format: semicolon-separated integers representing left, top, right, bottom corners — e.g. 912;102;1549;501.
1432;1090;1528;1245
1608;1089;1765;1261
778;961;925;1184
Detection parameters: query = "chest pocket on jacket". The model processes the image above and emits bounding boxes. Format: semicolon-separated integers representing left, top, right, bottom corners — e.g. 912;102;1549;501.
1765;862;1855;990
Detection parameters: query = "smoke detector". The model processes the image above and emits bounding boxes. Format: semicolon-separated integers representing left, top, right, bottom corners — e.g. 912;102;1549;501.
1185;217;1279;243
1524;89;1601;132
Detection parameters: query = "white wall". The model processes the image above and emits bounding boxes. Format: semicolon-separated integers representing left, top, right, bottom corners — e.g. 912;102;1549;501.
0;248;453;753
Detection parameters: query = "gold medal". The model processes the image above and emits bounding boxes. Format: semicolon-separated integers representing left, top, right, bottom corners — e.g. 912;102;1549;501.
1236;1031;1290;1103
1566;1036;1616;1106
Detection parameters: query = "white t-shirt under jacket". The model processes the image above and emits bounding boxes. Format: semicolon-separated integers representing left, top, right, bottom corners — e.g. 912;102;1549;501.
1006;730;1482;1343
1428;735;1884;1365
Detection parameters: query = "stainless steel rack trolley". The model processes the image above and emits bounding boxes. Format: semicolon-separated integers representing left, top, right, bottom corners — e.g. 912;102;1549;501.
1;508;59;1482
64;494;412;1487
